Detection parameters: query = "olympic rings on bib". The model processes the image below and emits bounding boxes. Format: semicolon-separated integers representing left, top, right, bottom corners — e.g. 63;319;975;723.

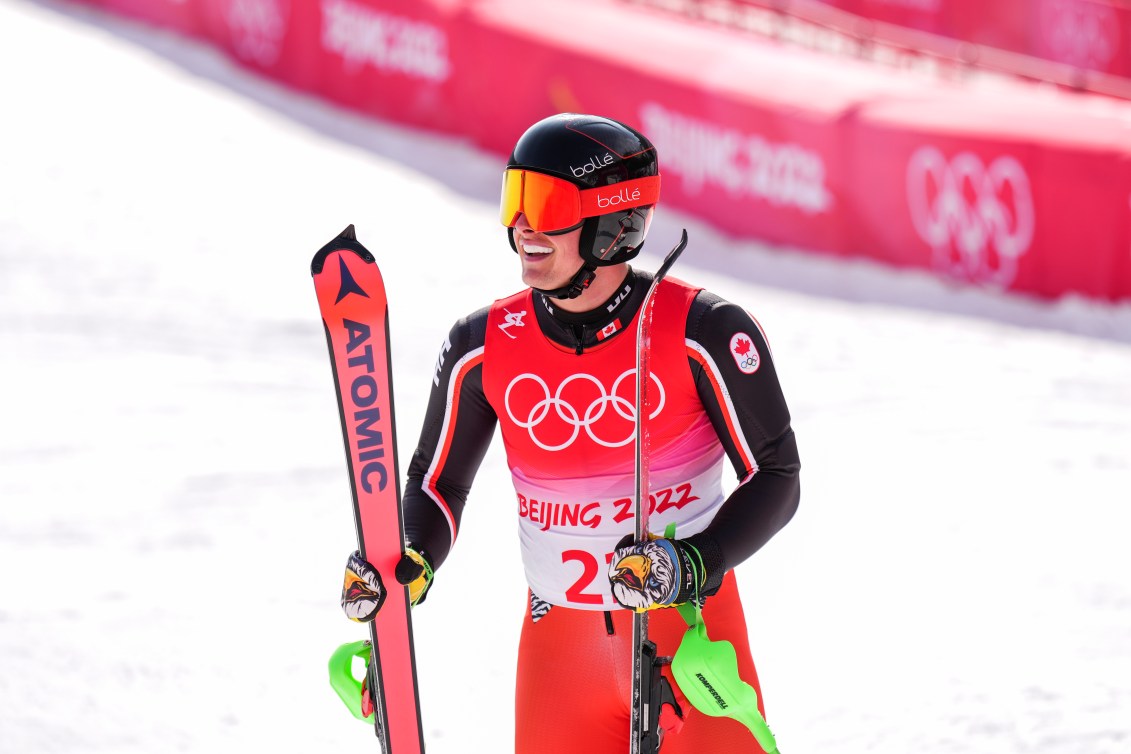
503;370;666;451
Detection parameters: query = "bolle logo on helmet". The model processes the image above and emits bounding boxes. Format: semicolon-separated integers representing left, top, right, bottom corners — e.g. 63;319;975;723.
906;146;1035;290
597;187;642;209
571;153;615;178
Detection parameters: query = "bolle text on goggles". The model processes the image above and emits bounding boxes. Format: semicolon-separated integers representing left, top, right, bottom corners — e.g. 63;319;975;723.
500;170;661;233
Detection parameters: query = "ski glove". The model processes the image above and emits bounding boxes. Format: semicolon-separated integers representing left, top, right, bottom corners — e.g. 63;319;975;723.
341;550;386;622
341;547;435;623
609;537;707;611
395;546;435;606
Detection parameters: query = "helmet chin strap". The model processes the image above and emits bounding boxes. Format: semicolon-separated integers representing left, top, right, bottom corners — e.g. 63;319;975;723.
533;263;597;300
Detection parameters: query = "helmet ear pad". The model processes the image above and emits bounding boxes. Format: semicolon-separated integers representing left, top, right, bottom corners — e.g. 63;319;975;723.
579;206;654;267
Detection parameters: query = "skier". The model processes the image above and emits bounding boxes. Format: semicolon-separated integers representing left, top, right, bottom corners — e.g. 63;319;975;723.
341;112;801;753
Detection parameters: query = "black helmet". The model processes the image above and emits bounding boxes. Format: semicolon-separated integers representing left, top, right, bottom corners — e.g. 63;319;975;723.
502;113;660;298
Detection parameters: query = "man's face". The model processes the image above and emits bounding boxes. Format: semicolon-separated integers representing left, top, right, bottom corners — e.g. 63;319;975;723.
512;213;585;292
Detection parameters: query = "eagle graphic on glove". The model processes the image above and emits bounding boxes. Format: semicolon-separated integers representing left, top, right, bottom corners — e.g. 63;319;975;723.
341;550;387;622
609;537;706;611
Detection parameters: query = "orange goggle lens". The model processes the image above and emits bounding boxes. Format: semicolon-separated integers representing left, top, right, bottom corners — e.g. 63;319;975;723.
500;170;660;233
500;170;582;232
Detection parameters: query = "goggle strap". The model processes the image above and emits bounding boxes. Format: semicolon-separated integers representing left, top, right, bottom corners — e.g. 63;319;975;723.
579;176;661;220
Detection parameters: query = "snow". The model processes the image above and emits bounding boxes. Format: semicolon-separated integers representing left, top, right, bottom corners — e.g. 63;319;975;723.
2;1;1130;752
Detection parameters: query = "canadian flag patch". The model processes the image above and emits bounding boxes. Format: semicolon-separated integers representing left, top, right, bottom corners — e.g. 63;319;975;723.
596;319;621;341
730;332;760;374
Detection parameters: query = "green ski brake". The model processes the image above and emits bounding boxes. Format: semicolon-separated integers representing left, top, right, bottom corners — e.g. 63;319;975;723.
328;640;376;724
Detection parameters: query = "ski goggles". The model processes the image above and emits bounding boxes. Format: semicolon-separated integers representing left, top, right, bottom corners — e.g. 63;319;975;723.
500;169;661;233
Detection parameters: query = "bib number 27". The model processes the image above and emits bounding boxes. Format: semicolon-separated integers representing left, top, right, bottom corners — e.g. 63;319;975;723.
561;550;614;606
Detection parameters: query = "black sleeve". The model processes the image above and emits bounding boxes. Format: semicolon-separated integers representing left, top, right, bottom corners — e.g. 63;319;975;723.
682;291;801;592
402;307;497;570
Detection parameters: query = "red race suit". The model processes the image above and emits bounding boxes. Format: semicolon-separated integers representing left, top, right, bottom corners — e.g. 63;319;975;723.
402;267;800;753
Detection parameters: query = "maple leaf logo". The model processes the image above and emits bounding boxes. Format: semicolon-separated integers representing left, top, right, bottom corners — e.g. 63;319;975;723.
729;332;761;374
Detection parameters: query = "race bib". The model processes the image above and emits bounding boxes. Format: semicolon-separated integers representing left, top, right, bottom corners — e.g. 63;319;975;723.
515;455;726;609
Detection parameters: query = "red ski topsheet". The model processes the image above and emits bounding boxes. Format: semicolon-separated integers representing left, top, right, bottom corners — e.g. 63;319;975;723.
312;227;425;754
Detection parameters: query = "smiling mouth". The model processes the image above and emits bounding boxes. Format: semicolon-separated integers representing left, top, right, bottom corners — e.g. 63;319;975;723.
521;242;554;256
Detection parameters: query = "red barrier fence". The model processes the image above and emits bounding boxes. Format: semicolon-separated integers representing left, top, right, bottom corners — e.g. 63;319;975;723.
73;0;1131;302
825;0;1131;79
680;0;1131;95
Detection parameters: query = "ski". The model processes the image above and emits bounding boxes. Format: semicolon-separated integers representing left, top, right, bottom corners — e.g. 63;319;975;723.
312;225;425;754
630;230;689;754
